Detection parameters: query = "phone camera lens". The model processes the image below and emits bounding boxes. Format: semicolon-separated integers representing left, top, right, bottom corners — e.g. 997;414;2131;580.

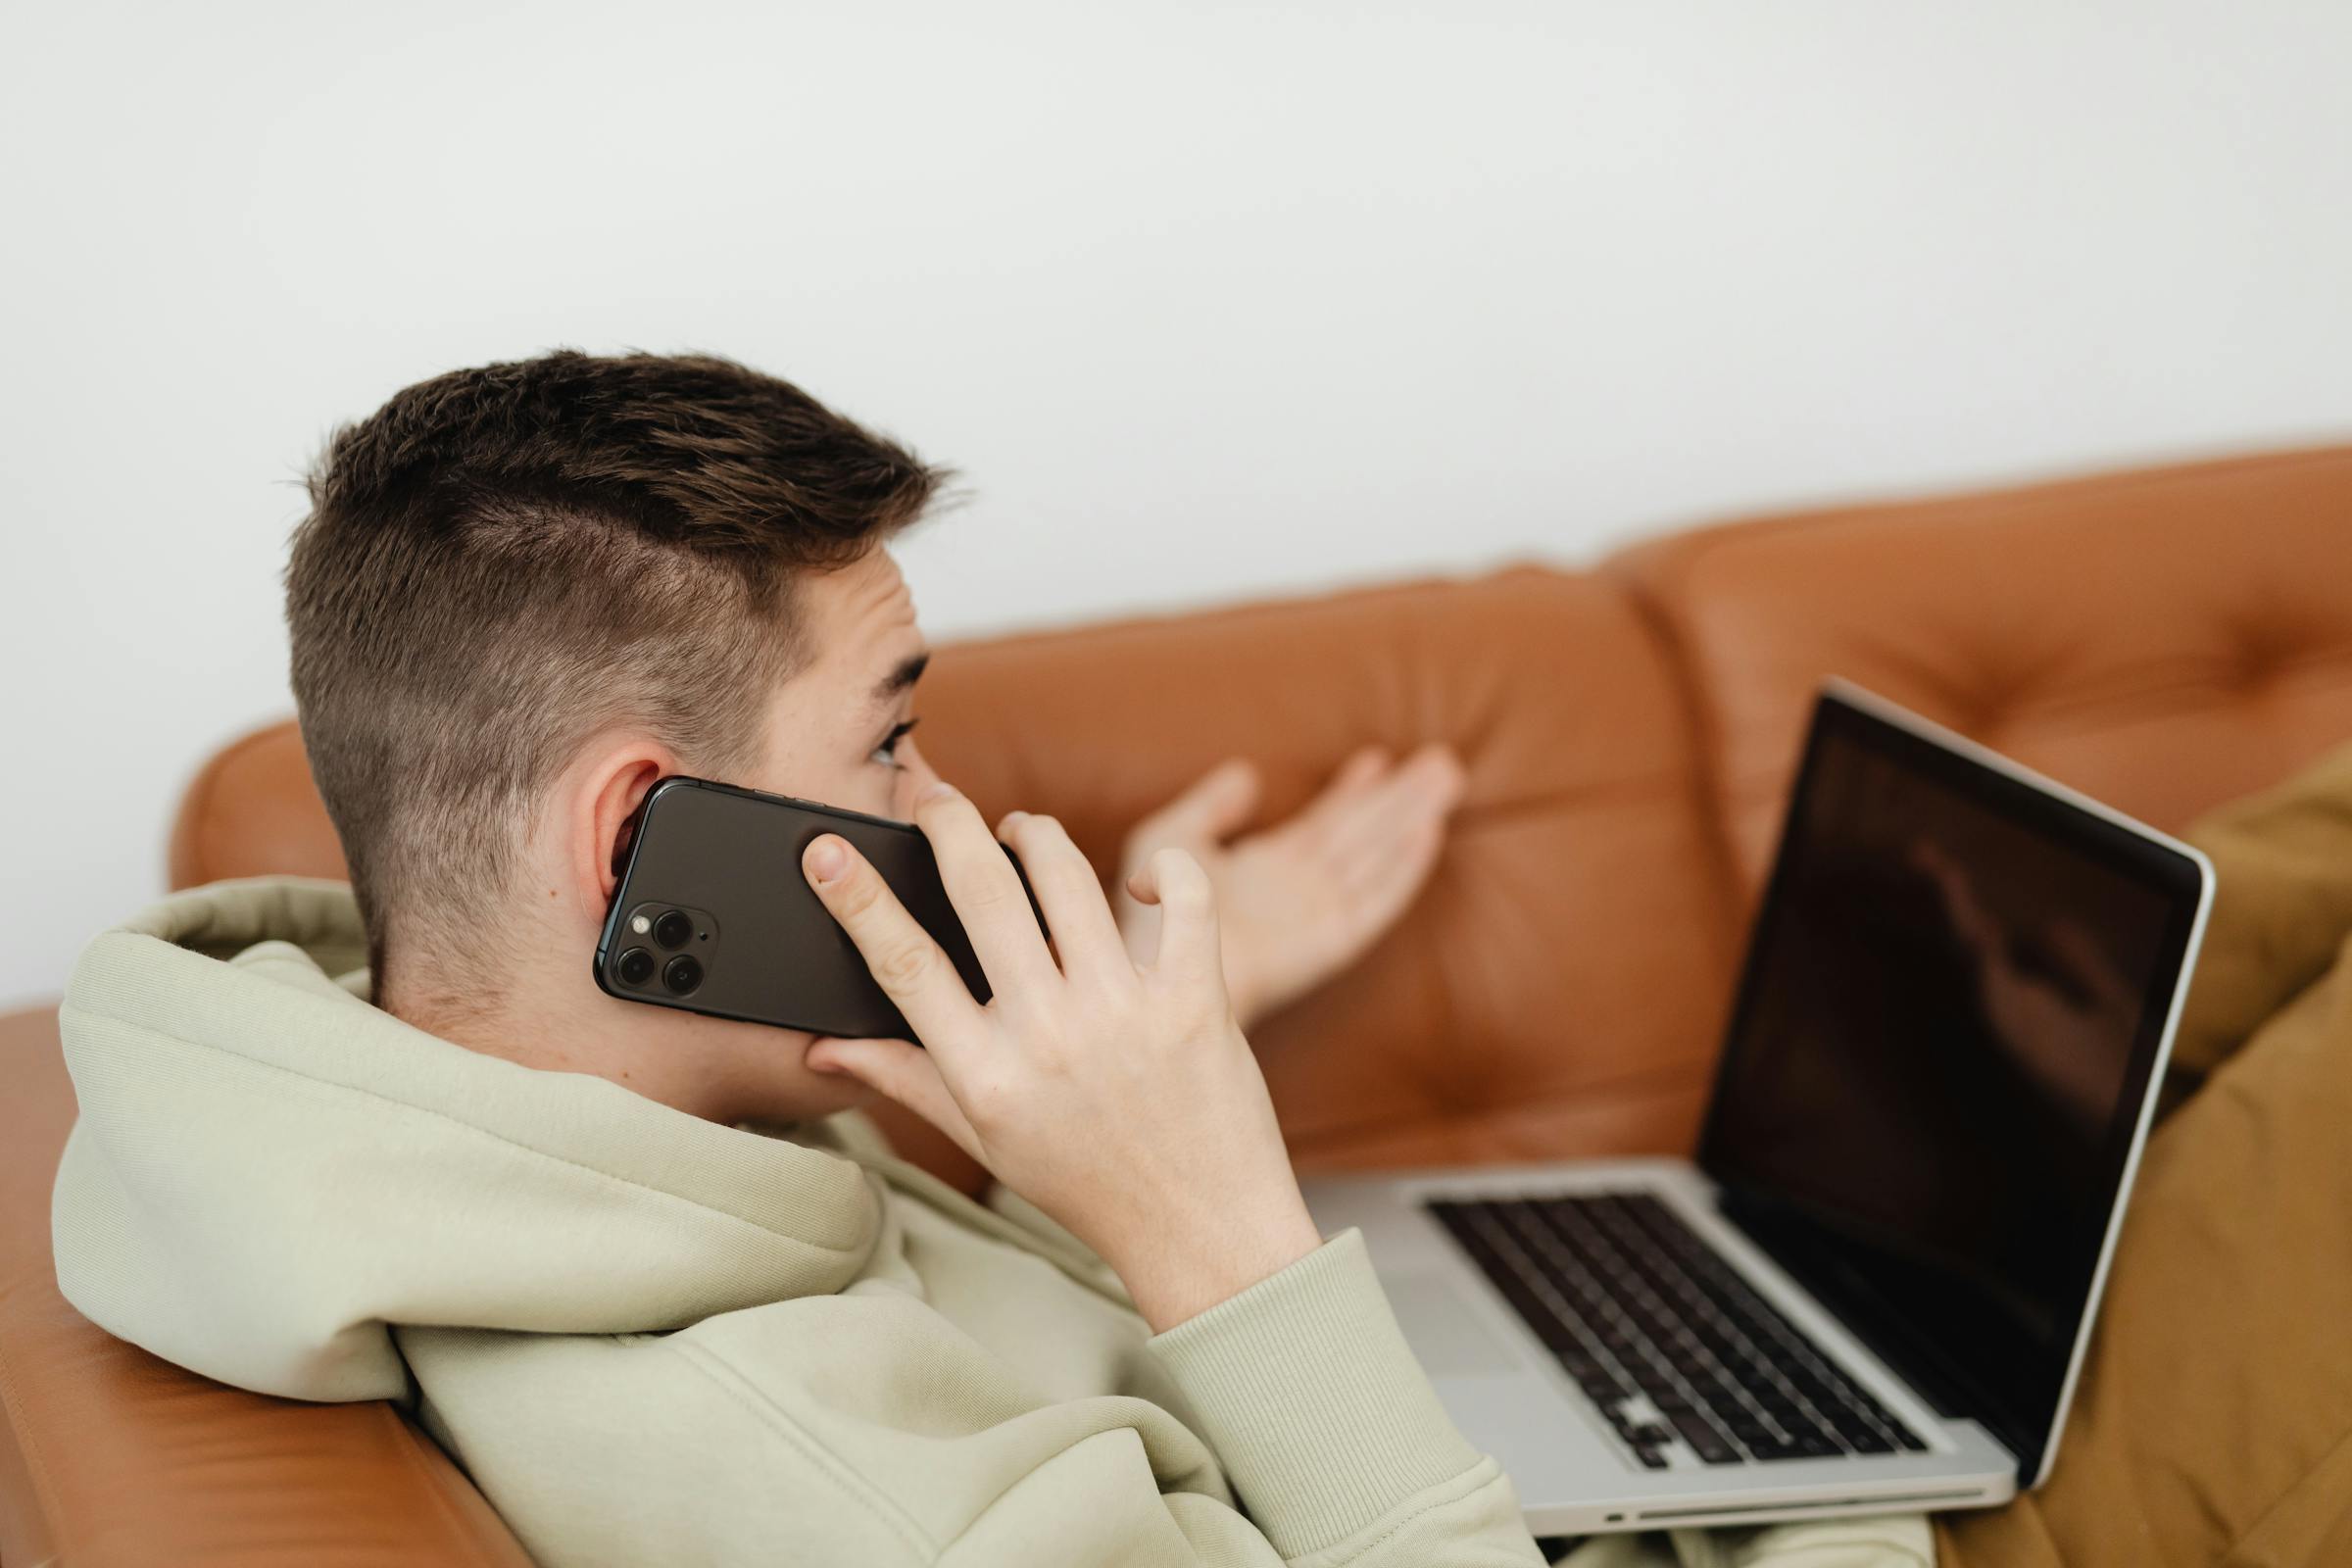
662;955;704;996
615;947;656;986
653;909;694;950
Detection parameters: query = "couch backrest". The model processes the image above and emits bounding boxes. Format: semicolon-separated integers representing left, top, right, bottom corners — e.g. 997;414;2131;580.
1621;445;2352;897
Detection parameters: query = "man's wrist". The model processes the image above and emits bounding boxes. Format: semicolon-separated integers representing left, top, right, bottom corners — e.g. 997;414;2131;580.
1110;1207;1325;1335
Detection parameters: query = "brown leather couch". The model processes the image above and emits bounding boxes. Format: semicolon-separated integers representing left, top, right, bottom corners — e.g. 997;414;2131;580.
8;442;2352;1565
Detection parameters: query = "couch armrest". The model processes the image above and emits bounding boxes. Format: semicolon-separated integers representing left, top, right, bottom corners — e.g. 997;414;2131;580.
0;1005;534;1567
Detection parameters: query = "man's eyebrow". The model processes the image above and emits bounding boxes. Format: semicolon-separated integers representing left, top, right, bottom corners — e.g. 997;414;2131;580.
870;650;929;706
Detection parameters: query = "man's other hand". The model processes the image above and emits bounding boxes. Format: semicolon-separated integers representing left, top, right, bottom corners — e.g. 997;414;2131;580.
1113;743;1467;1032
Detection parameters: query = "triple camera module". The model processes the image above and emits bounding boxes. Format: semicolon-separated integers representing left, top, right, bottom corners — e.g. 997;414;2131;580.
612;903;711;997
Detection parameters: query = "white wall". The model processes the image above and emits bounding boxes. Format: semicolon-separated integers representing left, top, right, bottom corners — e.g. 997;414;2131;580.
5;1;2350;1008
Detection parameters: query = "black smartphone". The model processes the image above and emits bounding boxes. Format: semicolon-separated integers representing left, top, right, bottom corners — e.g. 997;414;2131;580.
593;775;1040;1040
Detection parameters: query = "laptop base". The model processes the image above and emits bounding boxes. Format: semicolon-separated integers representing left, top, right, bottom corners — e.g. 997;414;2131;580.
1304;1157;2017;1535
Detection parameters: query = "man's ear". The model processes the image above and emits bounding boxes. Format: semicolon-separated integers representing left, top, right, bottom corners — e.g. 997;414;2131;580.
570;741;679;907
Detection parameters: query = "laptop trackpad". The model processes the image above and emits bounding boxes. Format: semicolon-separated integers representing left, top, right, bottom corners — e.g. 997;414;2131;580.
1388;1272;1523;1376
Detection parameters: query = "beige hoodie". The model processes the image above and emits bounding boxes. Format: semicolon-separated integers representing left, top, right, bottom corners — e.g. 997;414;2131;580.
50;878;1929;1568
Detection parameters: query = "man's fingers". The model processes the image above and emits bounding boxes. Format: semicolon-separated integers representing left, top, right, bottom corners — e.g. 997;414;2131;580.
1322;745;1466;863
1337;811;1447;913
804;833;983;1052
1333;744;1391;789
1136;758;1262;848
912;784;1059;1001
1132;846;1223;986
997;811;1129;985
806;1037;984;1163
1283;744;1397;845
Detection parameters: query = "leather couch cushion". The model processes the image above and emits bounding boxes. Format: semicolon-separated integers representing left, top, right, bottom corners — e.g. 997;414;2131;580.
1620;444;2352;896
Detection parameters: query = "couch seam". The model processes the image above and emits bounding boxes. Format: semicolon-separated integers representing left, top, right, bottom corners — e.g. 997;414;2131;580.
1598;557;1749;973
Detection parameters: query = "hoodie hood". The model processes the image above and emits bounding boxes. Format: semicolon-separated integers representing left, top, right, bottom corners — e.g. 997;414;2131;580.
50;877;883;1403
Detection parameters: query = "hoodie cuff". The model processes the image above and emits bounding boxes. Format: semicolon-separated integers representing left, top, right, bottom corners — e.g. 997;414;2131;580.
1144;1227;1484;1558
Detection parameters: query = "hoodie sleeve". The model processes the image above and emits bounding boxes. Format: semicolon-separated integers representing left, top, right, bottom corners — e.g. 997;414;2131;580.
411;1230;1544;1568
942;1228;1545;1567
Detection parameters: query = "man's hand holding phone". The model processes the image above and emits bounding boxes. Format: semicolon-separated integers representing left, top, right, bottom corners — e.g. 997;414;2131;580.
801;780;1324;1334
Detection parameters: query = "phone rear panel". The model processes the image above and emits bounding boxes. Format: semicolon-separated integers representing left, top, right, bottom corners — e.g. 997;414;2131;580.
595;777;997;1041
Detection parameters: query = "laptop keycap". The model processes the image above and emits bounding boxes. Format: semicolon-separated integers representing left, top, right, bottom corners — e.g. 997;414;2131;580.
1424;1193;1929;1466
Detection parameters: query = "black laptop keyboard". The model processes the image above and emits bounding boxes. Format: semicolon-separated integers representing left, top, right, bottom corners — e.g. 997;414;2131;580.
1424;1193;1929;1469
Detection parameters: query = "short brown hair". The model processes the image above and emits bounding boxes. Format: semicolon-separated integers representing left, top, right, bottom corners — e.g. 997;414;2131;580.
286;350;945;1001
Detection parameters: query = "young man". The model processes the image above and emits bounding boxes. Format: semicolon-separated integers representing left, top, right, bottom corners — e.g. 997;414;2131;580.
57;348;2352;1568
51;351;1549;1565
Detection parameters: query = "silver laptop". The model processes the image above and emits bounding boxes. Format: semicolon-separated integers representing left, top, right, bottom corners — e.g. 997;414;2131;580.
1303;681;2213;1537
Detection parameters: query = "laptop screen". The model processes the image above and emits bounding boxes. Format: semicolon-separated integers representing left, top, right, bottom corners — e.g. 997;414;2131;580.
1697;687;2208;1485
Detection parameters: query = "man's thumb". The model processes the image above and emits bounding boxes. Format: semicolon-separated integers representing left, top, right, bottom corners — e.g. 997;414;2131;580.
1148;758;1261;844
